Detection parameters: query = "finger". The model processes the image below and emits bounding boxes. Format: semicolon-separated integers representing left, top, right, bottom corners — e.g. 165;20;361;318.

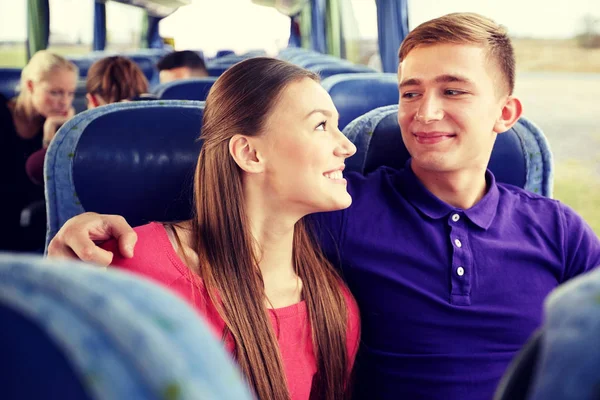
105;216;137;258
66;232;115;266
48;234;113;266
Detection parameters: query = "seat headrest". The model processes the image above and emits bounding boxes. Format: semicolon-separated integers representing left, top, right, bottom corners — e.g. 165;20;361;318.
527;267;600;400
153;77;218;101
343;105;553;196
206;65;229;77
321;73;398;130
45;100;204;244
310;64;377;80
0;253;252;400
0;68;22;99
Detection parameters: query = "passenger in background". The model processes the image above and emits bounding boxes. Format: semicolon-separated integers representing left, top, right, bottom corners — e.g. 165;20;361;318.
157;50;209;83
0;50;77;251
85;55;150;108
25;56;150;186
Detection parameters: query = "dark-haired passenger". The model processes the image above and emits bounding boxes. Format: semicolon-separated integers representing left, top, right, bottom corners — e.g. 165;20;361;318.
157;50;209;83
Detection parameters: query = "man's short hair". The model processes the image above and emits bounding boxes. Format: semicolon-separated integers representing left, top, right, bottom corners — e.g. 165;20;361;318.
399;13;515;95
157;50;207;73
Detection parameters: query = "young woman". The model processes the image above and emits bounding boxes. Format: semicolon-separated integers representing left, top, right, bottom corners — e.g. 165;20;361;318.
0;50;77;251
101;57;360;400
25;56;150;186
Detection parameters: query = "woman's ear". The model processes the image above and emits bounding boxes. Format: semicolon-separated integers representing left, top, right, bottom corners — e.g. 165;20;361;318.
229;135;264;173
26;79;34;94
85;93;98;109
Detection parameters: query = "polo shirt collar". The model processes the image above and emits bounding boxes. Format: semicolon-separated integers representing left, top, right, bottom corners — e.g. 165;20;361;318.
396;159;500;230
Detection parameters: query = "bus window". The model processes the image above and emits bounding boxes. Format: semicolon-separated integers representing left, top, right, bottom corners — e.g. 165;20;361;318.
47;0;93;57
342;0;379;69
0;0;27;67
159;0;290;57
105;1;145;52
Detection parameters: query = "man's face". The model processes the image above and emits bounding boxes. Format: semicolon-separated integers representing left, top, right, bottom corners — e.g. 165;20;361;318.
398;44;509;175
159;66;194;83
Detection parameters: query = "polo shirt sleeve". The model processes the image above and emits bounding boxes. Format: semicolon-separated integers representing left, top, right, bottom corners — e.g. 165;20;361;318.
561;203;600;280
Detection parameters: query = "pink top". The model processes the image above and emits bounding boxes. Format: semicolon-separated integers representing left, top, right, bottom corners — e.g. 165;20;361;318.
102;222;360;400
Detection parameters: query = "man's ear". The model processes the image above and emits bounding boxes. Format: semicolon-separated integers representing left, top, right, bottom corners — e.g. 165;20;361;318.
494;96;523;133
229;135;264;173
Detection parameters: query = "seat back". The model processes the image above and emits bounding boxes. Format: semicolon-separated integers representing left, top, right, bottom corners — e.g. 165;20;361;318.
153;77;218;101
0;253;252;400
321;73;398;130
493;330;543;400
128;55;159;86
0;67;22;99
206;65;229;77
45;100;204;246
216;49;235;58
343;105;554;196
309;64;377;80
527;267;600;400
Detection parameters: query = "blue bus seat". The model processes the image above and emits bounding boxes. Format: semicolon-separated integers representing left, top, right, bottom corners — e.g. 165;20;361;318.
321;73;398;130
0;67;22;99
216;49;235;58
67;57;95;78
495;266;600;400
45;100;204;246
493;330;543;400
0;253;252;400
206;65;229;77
343;105;554;197
153;77;217;101
301;59;353;69
310;64;377;80
128;55;159;86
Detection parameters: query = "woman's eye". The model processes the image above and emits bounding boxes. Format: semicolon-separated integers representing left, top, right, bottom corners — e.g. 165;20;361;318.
316;121;327;131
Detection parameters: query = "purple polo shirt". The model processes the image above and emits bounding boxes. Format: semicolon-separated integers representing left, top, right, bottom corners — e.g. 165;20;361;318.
315;161;600;400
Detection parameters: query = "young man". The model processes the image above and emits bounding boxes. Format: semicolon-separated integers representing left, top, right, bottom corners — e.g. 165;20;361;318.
157;50;209;83
48;13;600;400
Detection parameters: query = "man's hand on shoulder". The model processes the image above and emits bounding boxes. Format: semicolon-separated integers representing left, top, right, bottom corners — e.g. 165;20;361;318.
47;212;137;266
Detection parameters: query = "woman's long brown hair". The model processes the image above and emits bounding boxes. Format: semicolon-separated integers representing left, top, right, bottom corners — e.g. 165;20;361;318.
190;57;351;399
86;56;148;103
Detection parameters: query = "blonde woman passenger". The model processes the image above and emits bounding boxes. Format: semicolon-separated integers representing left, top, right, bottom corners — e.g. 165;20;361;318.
0;50;77;251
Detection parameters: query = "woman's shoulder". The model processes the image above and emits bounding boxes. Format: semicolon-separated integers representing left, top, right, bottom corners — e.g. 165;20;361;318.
101;222;180;277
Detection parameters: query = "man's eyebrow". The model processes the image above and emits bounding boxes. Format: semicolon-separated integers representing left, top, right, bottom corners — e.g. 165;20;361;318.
399;74;474;90
434;74;474;85
399;78;421;90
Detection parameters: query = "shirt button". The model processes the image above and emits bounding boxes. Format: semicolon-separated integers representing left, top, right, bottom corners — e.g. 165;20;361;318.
457;266;465;276
454;239;462;248
452;214;460;222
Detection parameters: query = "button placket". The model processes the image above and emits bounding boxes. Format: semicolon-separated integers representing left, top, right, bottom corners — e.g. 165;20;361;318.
448;212;472;305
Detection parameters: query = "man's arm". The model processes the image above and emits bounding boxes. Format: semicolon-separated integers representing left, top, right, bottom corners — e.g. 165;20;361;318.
562;204;600;280
47;212;138;266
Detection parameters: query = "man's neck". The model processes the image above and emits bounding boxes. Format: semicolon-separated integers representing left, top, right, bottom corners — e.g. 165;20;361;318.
411;164;488;210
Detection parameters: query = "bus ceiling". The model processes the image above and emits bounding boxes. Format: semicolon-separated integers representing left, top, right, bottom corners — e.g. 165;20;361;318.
107;0;192;18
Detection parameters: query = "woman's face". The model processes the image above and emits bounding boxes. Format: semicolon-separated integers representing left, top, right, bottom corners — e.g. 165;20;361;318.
29;68;77;118
254;77;357;216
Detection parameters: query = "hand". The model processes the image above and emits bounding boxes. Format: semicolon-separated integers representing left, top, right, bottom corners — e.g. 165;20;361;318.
47;212;137;266
43;107;75;148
